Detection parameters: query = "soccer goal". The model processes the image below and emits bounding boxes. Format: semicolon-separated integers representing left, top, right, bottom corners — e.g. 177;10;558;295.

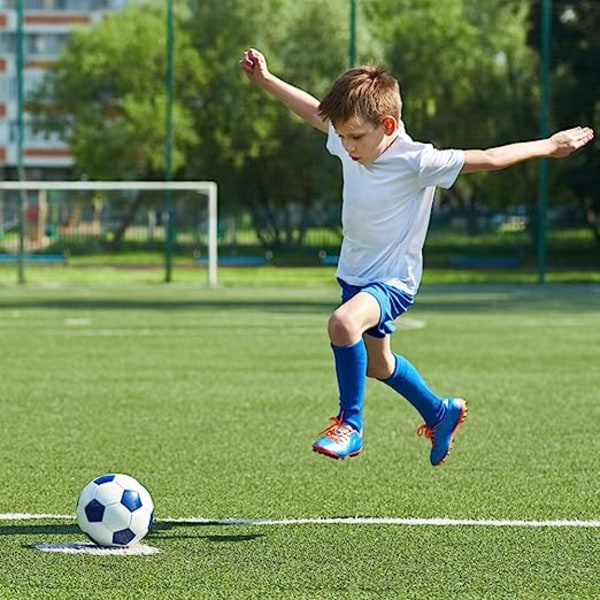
0;180;218;287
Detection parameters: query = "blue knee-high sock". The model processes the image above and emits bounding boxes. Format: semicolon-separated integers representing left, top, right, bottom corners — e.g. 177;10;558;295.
331;340;367;432
381;353;445;426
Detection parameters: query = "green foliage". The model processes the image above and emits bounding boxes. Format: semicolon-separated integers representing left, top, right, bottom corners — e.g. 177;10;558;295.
28;0;597;245
363;0;540;211
184;0;363;247
528;0;600;242
30;2;205;180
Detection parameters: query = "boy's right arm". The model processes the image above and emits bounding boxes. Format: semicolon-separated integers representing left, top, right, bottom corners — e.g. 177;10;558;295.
240;48;328;134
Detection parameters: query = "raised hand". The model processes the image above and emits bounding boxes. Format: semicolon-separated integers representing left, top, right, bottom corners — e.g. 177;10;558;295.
239;48;271;84
548;126;595;158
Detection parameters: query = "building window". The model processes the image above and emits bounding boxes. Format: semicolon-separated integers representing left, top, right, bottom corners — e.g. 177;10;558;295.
0;0;123;11
26;33;68;56
0;33;15;54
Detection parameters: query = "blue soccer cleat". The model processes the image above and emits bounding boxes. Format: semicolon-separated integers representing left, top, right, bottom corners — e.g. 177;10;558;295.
416;398;467;466
313;416;363;460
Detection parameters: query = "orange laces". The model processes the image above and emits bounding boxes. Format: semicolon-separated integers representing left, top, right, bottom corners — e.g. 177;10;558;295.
416;423;433;440
320;415;353;442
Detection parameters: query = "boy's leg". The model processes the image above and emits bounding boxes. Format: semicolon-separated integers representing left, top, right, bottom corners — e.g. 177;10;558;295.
380;352;446;427
364;336;467;466
330;339;367;432
363;335;445;425
313;292;380;459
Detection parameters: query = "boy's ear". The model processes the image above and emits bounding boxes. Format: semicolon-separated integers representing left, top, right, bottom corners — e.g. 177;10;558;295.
383;116;398;135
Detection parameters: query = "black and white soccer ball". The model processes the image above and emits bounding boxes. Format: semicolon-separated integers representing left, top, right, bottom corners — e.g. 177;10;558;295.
76;473;154;547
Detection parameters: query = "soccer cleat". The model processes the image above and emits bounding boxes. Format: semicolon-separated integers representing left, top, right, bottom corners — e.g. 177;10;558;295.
313;416;363;460
416;398;467;466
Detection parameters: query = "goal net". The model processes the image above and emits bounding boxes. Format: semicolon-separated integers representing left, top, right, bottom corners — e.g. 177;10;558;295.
0;180;218;287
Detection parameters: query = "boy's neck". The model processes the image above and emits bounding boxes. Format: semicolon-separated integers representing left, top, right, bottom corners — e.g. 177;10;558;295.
379;134;399;158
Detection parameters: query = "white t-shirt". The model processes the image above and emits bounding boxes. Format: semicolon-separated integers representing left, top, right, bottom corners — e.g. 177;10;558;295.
326;123;464;295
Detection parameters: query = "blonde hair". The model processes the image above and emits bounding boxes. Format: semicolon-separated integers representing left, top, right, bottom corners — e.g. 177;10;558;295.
318;66;402;127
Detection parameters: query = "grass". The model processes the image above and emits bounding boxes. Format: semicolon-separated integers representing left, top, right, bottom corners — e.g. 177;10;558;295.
1;260;600;286
0;272;599;598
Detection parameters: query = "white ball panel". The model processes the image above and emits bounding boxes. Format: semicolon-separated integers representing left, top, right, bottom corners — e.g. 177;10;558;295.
113;474;141;489
103;503;133;532
129;506;153;537
94;481;124;506
82;521;115;547
76;482;97;509
75;502;89;529
137;487;154;511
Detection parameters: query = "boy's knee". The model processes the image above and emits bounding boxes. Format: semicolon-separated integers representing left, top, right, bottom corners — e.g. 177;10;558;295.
328;311;357;345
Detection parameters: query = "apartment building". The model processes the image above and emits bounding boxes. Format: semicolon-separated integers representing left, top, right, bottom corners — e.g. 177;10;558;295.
0;0;127;179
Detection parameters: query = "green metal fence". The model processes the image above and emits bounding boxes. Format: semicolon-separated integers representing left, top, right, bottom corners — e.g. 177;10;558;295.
0;188;596;278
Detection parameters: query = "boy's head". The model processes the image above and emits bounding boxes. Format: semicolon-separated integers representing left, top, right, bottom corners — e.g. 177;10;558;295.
317;66;402;128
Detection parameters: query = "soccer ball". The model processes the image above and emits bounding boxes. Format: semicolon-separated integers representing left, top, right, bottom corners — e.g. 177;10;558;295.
76;473;154;547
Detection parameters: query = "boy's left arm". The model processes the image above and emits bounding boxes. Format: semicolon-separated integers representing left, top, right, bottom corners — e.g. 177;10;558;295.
461;126;594;174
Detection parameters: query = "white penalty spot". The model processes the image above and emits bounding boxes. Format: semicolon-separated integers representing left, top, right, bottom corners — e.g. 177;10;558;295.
35;542;159;556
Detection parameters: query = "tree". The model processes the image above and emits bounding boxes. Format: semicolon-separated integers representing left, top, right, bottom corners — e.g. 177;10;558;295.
31;2;204;181
185;0;361;249
31;0;572;252
528;0;600;243
29;1;206;247
363;0;540;230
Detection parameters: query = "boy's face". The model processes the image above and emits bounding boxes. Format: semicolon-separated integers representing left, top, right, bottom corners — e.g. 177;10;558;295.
334;115;397;165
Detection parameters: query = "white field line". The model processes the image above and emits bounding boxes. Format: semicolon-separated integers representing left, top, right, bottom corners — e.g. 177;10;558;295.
1;513;599;529
35;543;160;555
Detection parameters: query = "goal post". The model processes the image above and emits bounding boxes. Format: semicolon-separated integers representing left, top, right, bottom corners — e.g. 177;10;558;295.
0;180;218;287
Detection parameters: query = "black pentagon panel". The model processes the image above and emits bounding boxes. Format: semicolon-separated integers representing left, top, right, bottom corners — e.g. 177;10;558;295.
121;489;142;512
84;499;105;522
113;528;136;546
94;474;116;485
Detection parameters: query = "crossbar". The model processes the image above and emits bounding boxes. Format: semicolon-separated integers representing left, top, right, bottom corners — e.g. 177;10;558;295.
0;180;218;287
0;181;215;192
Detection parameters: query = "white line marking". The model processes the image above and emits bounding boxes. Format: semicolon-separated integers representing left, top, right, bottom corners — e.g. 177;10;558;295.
36;543;159;555
50;329;153;337
64;318;92;326
397;318;426;330
162;516;600;528
2;514;599;528
0;513;73;520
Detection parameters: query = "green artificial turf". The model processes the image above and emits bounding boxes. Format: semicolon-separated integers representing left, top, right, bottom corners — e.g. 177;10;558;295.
0;279;598;598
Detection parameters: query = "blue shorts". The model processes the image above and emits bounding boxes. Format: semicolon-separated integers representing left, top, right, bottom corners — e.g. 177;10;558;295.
337;278;415;338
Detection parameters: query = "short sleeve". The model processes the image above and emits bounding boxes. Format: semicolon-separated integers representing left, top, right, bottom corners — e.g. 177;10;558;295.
417;145;465;189
326;122;343;158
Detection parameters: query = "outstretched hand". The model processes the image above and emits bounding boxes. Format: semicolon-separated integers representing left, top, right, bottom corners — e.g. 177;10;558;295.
240;48;271;84
548;126;594;158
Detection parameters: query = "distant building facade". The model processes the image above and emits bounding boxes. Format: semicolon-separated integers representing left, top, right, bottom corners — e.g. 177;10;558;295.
0;0;127;179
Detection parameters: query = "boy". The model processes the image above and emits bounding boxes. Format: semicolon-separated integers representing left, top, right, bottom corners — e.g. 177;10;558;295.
240;48;594;466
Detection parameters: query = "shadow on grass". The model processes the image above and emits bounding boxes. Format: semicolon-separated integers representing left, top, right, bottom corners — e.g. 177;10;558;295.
0;521;265;546
414;282;600;314
149;522;264;543
0;283;597;314
0;523;80;536
0;297;337;314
